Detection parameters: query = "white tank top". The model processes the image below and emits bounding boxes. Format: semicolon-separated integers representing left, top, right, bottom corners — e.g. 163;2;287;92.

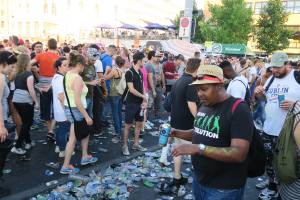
263;70;300;136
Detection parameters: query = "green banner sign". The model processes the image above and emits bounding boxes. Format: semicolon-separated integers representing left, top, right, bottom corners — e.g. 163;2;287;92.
212;43;247;55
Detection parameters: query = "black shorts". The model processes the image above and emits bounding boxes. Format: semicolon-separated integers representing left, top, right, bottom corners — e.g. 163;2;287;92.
40;89;53;121
125;103;143;124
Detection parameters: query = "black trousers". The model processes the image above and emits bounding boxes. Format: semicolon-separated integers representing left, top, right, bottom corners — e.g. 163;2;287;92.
92;87;104;132
13;103;34;148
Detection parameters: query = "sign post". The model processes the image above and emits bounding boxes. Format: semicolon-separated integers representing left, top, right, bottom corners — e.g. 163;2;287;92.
179;17;191;39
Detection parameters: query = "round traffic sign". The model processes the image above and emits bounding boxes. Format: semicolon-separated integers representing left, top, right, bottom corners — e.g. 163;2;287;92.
181;18;189;28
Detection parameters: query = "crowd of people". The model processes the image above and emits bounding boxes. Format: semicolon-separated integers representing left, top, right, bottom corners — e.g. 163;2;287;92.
0;35;300;200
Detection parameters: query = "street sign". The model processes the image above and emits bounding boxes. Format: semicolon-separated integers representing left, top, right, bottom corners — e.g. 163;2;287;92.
179;17;191;38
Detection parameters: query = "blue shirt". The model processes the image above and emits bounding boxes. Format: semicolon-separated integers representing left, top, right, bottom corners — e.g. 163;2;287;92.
101;53;112;91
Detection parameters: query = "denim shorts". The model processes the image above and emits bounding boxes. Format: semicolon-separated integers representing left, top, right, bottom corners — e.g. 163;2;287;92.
64;107;84;123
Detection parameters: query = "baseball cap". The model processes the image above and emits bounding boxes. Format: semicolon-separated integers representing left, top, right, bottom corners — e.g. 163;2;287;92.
86;48;100;60
270;52;288;67
133;52;145;62
191;65;224;85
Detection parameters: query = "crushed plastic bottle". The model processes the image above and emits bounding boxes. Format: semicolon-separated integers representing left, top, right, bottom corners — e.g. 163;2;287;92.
184;193;195;200
85;181;101;195
46;180;58;187
69;174;90;183
178;185;186;197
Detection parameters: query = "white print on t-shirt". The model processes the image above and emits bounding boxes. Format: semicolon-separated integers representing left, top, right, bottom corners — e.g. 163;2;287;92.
266;84;289;104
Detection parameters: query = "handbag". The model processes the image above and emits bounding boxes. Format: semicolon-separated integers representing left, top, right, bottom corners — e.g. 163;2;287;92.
63;76;92;141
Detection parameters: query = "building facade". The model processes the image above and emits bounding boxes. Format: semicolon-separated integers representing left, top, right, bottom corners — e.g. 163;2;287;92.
203;0;300;55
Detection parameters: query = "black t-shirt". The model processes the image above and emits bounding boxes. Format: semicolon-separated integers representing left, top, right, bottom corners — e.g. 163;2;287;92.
192;97;253;189
170;73;198;130
125;67;144;105
14;71;33;91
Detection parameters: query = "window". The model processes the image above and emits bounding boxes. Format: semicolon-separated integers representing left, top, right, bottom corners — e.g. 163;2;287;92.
293;0;300;13
52;3;56;15
1;21;4;28
34;22;39;35
255;2;267;14
26;22;30;35
0;9;4;16
18;22;22;33
284;1;295;13
283;0;300;13
44;2;48;13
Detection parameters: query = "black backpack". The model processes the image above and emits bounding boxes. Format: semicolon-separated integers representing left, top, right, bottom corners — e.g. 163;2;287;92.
231;99;266;178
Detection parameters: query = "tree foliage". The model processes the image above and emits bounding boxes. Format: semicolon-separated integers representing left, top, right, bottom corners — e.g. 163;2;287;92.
207;0;253;44
256;0;291;54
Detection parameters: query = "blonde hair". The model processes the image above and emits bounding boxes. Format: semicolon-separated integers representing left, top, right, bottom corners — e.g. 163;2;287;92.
16;54;30;74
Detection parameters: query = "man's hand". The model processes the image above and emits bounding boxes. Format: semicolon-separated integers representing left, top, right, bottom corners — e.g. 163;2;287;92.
280;100;294;110
172;144;199;157
142;95;148;102
0;126;8;143
88;80;99;86
85;116;93;126
254;85;264;95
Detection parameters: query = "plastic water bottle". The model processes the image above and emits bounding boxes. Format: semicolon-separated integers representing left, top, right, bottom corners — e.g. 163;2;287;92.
139;109;144;117
158;123;171;146
46;180;58;187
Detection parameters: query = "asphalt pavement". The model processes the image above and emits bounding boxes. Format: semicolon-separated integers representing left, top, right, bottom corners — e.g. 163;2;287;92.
1;114;263;200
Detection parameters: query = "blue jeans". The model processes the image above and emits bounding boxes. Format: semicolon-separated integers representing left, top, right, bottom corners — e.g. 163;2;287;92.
55;121;70;151
101;96;111;122
253;99;266;126
192;178;245;200
110;96;122;135
86;98;93;118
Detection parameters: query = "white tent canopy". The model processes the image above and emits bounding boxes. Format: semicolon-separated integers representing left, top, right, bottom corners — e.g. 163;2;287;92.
159;39;201;58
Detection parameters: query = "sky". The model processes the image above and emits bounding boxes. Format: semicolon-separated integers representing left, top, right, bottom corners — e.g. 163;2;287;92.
94;0;203;27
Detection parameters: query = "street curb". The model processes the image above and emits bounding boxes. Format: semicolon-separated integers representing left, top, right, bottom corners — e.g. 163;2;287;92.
4;145;161;200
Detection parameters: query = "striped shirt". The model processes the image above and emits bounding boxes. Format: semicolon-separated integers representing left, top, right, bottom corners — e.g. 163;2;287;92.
279;101;300;200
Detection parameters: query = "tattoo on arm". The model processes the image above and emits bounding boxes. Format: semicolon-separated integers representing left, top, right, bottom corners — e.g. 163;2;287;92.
203;146;240;162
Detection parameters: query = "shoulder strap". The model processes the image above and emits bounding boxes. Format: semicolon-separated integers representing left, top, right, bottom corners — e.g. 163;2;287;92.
294;71;300;84
232;79;248;89
265;76;275;93
63;75;76;122
232;99;243;113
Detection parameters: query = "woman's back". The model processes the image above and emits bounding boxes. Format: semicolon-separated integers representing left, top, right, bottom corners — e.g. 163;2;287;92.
64;72;88;108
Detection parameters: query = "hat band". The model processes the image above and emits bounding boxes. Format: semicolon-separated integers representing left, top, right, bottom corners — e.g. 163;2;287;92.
194;75;223;83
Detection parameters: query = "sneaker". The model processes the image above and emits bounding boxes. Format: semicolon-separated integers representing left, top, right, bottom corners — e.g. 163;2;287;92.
144;123;152;130
11;147;26;155
146;120;154;126
24;143;31;150
47;133;56;143
60;165;80;174
80;155;98;165
258;188;278;200
55;146;60;153
111;136;121;144
256;179;269;190
59;151;65;158
170;176;188;188
159;160;171;167
132;144;147;152
122;145;130;156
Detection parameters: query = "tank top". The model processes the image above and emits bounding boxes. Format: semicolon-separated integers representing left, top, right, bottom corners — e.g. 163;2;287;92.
263;70;300;136
110;68;122;97
64;72;88;108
